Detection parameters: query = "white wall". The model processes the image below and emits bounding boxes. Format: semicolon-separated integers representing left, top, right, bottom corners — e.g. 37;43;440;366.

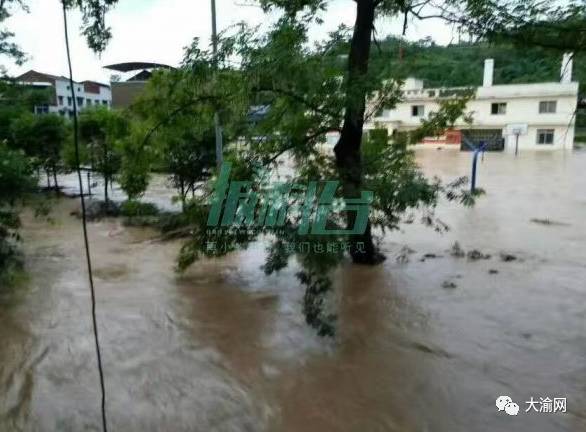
370;82;579;150
504;126;575;152
49;78;112;116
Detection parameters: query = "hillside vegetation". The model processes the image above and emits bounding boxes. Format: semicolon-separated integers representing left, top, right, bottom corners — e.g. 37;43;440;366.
367;38;585;127
374;38;585;89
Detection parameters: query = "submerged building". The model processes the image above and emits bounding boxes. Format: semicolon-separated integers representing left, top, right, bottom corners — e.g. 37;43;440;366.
364;54;579;151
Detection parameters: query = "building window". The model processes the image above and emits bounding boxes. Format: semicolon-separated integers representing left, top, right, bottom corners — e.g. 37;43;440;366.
536;129;555;145
77;97;84;107
102;100;108;106
34;105;49;114
411;105;425;117
67;97;72;106
87;99;92;106
58;96;64;105
491;103;507;115
539;101;557;114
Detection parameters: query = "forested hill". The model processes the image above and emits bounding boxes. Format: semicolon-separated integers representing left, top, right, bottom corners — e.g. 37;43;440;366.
372;38;585;91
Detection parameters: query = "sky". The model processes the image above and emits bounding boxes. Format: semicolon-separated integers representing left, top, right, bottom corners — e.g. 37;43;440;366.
3;0;457;83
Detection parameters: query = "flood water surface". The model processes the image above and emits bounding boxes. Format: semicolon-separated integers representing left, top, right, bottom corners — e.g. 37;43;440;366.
1;149;585;431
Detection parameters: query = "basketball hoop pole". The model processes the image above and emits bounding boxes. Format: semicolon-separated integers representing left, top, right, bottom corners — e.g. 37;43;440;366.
470;140;487;194
471;149;479;193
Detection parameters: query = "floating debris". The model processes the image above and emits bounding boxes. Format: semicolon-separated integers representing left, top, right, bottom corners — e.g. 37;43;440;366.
423;253;442;259
449;242;466;258
71;199;120;221
93;264;129;281
530;218;569;226
500;253;518;262
396;245;416;263
442;281;457;289
410;341;453;359
467;249;491;261
488;269;499;274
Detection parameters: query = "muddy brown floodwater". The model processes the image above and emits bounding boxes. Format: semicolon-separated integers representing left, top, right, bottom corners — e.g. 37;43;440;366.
1;149;586;432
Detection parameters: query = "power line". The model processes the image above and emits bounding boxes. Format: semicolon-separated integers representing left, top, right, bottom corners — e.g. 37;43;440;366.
61;2;108;432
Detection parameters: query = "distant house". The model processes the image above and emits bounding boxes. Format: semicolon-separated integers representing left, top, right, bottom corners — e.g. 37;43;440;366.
358;53;579;151
15;70;112;117
104;62;175;109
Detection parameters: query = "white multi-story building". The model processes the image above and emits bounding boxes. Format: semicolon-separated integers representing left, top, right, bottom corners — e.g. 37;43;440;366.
364;54;579;151
15;70;112;117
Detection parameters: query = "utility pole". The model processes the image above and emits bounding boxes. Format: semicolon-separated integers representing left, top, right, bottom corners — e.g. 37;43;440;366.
211;0;223;169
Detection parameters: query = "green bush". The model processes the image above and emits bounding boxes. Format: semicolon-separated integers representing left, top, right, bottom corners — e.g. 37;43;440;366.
120;200;160;217
0;142;36;284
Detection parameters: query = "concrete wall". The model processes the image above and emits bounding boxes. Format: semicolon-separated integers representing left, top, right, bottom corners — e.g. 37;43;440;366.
110;81;147;109
48;79;112;116
370;81;579;150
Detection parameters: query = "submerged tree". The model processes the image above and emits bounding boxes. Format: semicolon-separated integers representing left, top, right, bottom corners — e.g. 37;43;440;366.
131;67;220;210
117;123;153;203
78;107;128;204
254;0;586;264
163;128;216;210
151;0;583;335
37;0;585;335
10;113;67;190
0;141;36;283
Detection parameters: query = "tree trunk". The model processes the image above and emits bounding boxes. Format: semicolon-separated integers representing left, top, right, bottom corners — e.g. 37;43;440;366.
52;165;59;190
103;140;109;204
334;0;384;265
180;178;186;212
104;176;109;204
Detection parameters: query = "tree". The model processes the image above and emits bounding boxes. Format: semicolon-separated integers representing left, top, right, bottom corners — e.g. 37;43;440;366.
10;113;67;190
131;68;218;210
78;107;128;204
133;24;475;335
0;141;36;283
163;128;215;210
145;0;582;335
21;0;581;334
0;0;27;68
35;114;68;189
118;122;154;202
255;0;586;264
0;81;52;144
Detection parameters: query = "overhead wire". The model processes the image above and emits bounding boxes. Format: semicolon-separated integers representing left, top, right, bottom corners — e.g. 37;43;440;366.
61;2;108;431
